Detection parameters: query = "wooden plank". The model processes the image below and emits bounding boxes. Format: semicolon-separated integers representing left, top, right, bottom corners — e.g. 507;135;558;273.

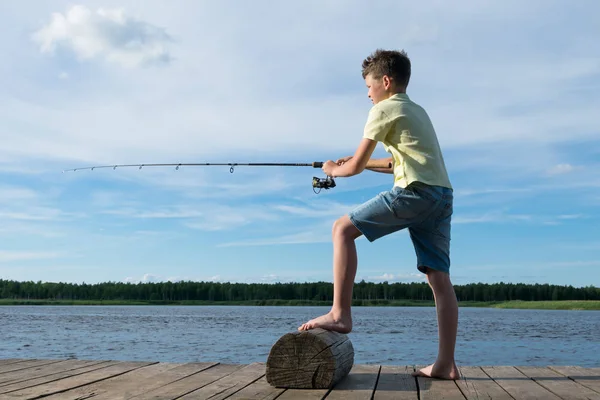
549;366;600;395
0;359;64;375
80;362;219;400
0;359;598;400
516;366;599;400
225;376;285;400
482;366;561;400
41;362;186;399
0;360;27;366
128;363;243;399
417;368;466;400
0;361;118;395
324;364;380;399
3;361;153;398
178;362;266;399
0;359;106;386
276;387;329;399
373;365;418;400
454;366;512;400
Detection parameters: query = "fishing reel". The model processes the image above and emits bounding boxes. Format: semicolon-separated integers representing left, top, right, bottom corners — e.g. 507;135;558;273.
312;176;336;193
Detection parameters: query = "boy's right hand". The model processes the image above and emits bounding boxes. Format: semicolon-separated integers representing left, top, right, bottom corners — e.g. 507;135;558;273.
336;156;353;165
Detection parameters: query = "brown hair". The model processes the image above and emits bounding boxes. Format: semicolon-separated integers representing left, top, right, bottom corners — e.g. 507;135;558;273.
361;49;411;88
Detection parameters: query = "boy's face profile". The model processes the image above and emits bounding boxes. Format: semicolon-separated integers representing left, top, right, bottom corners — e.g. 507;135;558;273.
365;73;393;105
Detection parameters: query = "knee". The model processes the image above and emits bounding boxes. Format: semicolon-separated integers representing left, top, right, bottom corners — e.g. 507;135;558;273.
332;217;344;238
426;269;453;291
332;216;360;240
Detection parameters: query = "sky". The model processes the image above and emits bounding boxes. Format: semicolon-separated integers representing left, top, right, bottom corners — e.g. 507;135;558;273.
0;1;598;287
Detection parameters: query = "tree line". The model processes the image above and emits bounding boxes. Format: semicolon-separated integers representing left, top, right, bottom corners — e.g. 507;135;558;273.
0;279;598;302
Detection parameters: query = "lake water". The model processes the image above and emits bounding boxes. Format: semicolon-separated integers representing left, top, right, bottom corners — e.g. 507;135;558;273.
1;306;598;367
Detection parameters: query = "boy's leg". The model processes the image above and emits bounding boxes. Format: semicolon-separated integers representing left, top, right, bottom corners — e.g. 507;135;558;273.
408;184;458;379
412;267;459;380
298;186;429;333
298;215;361;333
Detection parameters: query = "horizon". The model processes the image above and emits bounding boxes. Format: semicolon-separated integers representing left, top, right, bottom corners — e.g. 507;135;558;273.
1;277;597;290
1;1;599;288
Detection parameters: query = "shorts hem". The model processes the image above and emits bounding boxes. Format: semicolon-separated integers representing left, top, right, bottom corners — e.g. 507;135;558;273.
349;214;377;242
417;264;449;274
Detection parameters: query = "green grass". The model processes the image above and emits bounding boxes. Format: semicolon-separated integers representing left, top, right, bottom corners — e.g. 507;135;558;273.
477;300;600;310
0;298;598;309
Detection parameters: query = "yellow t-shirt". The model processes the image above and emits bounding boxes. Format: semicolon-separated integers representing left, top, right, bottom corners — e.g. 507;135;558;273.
363;93;452;189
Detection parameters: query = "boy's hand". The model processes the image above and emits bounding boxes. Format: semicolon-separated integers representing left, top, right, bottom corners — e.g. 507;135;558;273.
336;156;353;165
322;160;338;177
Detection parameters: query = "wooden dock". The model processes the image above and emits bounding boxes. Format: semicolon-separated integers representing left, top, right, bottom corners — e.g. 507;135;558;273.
0;358;598;399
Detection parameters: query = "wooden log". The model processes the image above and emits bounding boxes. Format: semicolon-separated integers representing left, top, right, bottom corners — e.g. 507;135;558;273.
266;328;354;389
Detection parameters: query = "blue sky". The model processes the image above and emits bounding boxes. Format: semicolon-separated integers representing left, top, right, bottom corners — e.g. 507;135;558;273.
0;1;598;287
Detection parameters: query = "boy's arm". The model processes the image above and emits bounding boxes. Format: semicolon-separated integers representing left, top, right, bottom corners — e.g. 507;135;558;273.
337;156;393;174
366;157;394;174
324;105;395;177
325;138;378;177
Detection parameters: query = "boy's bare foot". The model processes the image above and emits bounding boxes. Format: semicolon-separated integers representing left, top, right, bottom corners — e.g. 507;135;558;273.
412;362;460;380
298;311;352;333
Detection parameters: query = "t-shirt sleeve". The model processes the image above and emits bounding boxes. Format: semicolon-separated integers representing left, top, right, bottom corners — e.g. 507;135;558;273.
363;106;393;142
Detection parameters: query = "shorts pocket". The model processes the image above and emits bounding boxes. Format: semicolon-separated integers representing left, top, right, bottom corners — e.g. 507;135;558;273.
389;186;437;222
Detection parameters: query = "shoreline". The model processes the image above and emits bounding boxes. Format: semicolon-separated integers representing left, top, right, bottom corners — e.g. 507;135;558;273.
0;299;598;310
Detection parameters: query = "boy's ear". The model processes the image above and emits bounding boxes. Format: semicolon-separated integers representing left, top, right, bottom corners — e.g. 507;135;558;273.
382;75;392;89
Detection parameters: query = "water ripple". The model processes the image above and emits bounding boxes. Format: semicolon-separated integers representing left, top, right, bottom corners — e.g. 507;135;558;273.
0;305;598;366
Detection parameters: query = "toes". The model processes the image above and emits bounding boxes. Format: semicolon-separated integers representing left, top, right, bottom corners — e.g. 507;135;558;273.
300;322;312;331
411;369;430;378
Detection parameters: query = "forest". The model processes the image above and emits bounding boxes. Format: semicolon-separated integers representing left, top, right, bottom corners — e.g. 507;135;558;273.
0;279;598;303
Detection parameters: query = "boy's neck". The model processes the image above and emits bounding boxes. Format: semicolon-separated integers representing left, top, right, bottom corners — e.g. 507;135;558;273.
387;85;407;95
384;89;407;100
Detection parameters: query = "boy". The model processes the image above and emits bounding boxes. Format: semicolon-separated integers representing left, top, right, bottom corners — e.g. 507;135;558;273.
298;49;459;380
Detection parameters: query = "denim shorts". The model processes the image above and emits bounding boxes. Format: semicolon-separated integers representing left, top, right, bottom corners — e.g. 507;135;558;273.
348;181;453;274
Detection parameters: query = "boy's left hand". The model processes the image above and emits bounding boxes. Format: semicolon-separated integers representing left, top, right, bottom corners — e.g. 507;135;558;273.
322;160;338;177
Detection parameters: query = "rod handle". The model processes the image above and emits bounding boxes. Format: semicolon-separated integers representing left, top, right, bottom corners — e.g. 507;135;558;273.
312;162;324;168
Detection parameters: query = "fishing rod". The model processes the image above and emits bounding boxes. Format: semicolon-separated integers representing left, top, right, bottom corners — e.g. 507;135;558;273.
62;161;336;193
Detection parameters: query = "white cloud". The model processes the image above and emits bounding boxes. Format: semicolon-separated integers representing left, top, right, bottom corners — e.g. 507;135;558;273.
364;272;425;283
0;222;66;238
455;188;533;198
557;214;586;220
273;201;358;219
123;273;224;284
453;210;589;226
99;202;280;231
141;273;159;283
453;211;532;225
104;206;203;219
32;5;173;68
0;251;63;262
124;274;165;283
0;186;39;201
3;0;595;172
217;230;329;247
460;260;600;272
0;208;73;221
0;1;598;286
97;196;356;232
547;163;579;175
